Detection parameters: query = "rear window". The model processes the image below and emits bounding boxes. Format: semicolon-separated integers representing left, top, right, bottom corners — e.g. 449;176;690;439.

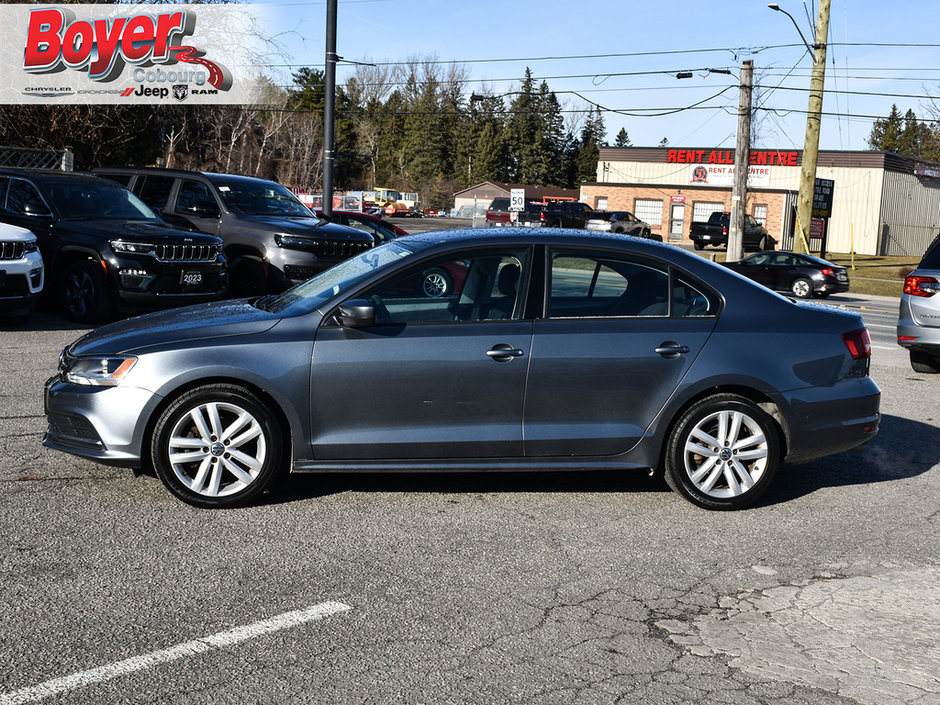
920;234;940;269
487;198;510;212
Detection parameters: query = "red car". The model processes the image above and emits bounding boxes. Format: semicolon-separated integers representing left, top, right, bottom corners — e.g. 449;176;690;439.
316;210;408;243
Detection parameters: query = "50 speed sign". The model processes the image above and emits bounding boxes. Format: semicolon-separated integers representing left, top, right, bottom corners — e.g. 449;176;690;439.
509;188;525;211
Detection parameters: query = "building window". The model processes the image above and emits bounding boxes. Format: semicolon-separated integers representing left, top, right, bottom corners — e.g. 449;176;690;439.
753;204;768;226
692;202;724;223
634;199;663;226
596;197;608;211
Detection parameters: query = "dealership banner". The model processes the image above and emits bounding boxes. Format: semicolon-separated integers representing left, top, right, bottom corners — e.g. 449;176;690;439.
0;4;272;104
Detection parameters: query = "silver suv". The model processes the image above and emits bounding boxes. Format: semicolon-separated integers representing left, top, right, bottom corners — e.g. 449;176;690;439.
898;234;940;373
0;222;44;324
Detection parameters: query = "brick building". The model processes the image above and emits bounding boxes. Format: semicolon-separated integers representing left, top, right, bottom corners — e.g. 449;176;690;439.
581;146;940;256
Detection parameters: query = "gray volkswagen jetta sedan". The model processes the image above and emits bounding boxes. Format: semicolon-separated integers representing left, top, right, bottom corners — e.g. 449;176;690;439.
44;229;880;510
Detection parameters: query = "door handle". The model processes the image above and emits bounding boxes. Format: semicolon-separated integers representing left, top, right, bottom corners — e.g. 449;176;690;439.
654;342;690;358
486;343;524;362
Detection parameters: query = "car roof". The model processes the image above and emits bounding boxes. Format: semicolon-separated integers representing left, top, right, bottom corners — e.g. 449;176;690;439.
95;166;282;188
0;168;115;185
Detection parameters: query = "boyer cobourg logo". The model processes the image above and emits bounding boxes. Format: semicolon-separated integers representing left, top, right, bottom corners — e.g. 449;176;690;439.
22;7;232;100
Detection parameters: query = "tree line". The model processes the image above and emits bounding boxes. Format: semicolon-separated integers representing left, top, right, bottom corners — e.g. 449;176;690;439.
0;61;610;209
867;104;940;162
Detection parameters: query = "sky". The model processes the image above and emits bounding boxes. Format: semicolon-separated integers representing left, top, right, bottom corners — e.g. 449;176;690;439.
261;0;940;153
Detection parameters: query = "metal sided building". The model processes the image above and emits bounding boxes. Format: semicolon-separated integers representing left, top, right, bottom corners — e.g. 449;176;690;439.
581;147;940;257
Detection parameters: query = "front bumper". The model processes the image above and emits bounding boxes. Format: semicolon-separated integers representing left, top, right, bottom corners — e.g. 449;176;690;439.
106;252;227;308
43;375;156;467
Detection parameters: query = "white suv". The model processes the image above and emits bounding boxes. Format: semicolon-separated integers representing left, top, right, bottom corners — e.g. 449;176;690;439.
898;234;940;373
0;222;44;324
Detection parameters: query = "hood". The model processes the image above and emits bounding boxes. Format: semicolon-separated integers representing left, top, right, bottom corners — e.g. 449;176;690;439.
68;298;280;356
241;215;373;242
57;219;222;244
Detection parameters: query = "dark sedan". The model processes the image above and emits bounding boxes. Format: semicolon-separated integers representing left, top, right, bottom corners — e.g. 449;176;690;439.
44;229;880;511
723;251;849;299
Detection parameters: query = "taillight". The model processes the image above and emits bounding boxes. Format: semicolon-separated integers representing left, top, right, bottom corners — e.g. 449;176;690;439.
842;328;871;360
722;225;728;235
904;275;940;297
820;267;834;276
540;212;545;221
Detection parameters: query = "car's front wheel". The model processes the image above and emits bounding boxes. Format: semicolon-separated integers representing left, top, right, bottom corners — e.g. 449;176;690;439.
664;394;780;510
62;259;112;323
151;384;285;508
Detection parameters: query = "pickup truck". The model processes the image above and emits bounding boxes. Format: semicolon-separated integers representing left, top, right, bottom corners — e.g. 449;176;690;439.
517;201;597;228
688;211;776;251
485;198;545;226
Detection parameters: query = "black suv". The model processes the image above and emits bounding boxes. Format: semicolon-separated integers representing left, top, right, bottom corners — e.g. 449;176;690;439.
94;167;374;295
0;169;227;323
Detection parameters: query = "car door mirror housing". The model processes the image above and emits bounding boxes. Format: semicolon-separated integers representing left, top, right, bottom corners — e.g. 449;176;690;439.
336;299;375;327
23;198;53;218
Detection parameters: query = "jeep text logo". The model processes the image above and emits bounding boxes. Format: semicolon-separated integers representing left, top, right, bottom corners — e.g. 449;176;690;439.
22;7;231;90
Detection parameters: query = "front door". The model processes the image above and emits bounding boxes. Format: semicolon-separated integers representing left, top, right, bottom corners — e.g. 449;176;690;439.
309;247;533;460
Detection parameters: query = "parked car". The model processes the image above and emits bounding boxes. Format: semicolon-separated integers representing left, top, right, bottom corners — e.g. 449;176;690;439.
0;169;227;323
897;233;940;373
485;198;546;227
315;209;408;243
94;167;373;296
722;251;849;299
689;212;776;251
0;222;44;324
44;228;880;511
585;211;661;240
517;201;596;228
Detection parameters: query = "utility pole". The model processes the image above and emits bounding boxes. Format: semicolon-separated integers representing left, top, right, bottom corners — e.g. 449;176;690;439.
793;0;830;253
322;0;337;216
727;59;753;262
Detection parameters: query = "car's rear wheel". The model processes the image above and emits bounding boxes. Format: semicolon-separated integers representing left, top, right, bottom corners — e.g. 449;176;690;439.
910;349;940;374
790;277;812;299
420;268;452;298
664;394;780;510
693;241;704;250
62;259;112;323
151;384;285;508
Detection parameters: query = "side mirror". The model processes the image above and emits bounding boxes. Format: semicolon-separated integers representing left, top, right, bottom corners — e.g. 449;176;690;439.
22;198;53;218
336;299;375;328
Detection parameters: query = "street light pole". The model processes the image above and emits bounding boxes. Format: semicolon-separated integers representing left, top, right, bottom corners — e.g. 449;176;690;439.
770;1;830;254
322;0;337;217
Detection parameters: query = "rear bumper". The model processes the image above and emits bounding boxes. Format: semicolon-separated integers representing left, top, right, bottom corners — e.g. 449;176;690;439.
780;377;881;464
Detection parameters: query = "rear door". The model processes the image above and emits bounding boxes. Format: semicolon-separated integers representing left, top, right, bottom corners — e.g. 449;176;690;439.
523;247;719;456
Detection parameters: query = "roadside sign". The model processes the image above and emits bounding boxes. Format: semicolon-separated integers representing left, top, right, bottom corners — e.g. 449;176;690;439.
509;189;525;212
813;178;834;218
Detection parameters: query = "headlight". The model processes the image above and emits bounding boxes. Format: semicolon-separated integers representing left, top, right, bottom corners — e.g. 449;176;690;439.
65;356;137;386
25;241;38;254
274;233;318;251
110;240;156;255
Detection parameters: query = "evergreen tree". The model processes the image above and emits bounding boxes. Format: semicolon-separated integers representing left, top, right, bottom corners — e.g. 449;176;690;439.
614;127;631;147
868;104;904;152
575;107;605;184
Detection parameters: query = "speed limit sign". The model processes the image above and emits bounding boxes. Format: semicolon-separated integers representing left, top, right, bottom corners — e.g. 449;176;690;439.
509;188;525;211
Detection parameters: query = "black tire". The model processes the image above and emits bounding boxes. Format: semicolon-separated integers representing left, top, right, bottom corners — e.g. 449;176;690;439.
790;277;812;299
62;259;113;323
229;255;268;297
150;384;285;508
693;241;704;251
420;268;453;298
910;349;940;374
664;394;780;510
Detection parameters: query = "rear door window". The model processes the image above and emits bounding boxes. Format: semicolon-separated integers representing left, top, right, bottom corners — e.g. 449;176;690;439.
137;176;176;212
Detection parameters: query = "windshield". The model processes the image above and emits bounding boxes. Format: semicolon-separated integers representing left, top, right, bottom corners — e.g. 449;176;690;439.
214;180;313;217
259;240;418;314
48;182;158;221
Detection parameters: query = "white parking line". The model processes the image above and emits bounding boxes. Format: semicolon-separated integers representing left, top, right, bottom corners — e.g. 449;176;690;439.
0;601;352;705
